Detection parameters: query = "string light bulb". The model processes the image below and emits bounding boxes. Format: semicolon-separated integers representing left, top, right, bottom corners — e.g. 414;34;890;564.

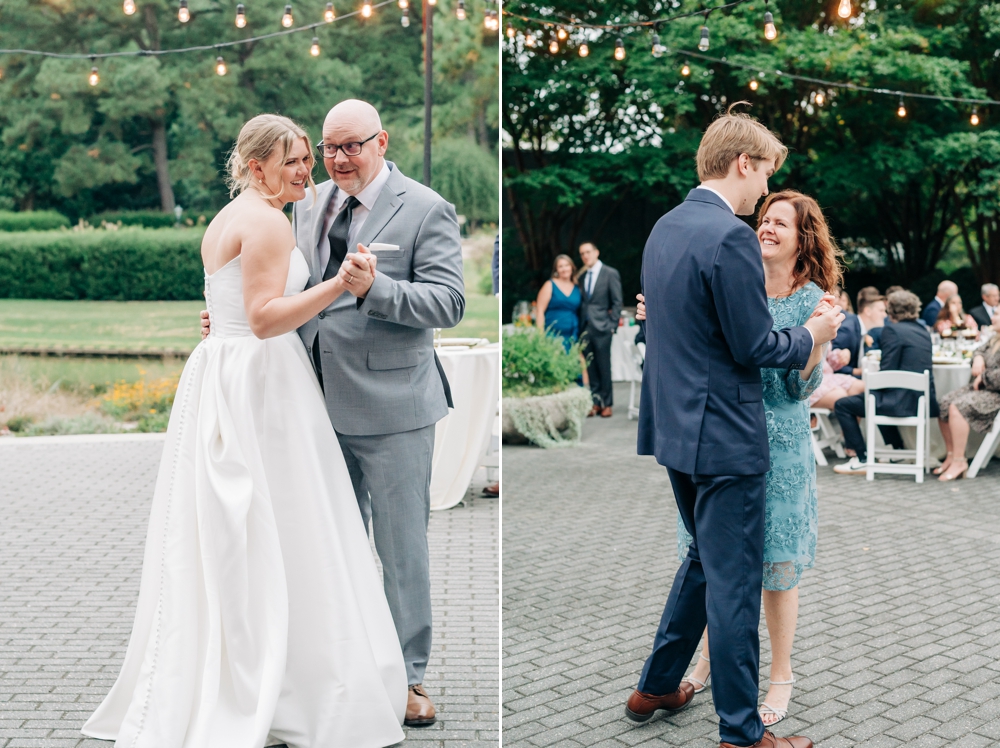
651;33;665;58
525;32;536;47
310;37;320;56
325;2;336;21
749;79;759;91
698;25;710;51
485;11;498;31
971;108;980;126
815;91;825;106
838;0;852;19
549;39;559;54
216;56;227;75
178;0;190;23
681;63;690;76
428;0;435;5
235;4;247;27
455;0;465;20
507;23;515;39
88;63;100;87
282;4;294;27
897;98;906;118
764;11;777;40
362;1;372;17
557;26;567;41
401;6;410;26
123;0;136;16
578;43;589;57
614;37;626;61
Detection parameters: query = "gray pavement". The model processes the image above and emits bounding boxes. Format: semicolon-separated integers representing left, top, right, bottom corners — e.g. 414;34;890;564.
504;382;1000;748
0;437;498;748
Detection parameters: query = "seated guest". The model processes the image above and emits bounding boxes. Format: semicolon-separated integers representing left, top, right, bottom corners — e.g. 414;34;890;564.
923;280;958;327
856;287;887;354
830;284;861;377
535;254;582;349
935;294;978;336
969;283;999;330
935;310;1000;480
810;350;865;410
833;290;939;475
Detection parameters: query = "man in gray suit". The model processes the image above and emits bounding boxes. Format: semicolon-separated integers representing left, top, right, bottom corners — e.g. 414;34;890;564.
578;242;623;417
296;99;465;725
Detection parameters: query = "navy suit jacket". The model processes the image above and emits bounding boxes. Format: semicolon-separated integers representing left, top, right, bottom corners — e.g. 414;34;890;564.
866;325;883;352
875;320;939;418
637;189;814;475
922;297;943;328
831;313;862;375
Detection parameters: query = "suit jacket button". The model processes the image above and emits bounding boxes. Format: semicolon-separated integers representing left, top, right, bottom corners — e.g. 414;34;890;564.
318;312;325;319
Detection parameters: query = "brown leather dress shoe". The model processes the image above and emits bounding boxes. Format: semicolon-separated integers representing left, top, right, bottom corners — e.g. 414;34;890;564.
719;730;813;748
600;406;613;417
624;682;695;722
404;684;436;727
587;405;601;417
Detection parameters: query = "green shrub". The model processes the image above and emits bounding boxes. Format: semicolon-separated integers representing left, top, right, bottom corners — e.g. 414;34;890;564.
5;415;34;432
22;413;123;436
0;227;206;300
0;210;71;232
91;210;177;229
502;327;583;397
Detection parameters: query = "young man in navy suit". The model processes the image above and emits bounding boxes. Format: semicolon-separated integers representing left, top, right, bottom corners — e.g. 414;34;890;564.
625;107;843;748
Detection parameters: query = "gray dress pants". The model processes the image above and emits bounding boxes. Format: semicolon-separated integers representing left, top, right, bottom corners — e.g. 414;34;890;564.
336;426;436;686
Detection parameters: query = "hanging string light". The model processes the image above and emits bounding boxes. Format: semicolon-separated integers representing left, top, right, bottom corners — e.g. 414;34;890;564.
838;0;852;19
578;43;589;57
897;97;907;117
971;108;980;126
88;60;100;86
456;0;466;20
525;31;536;47
123;0;136;16
325;2;336;21
698;22;710;52
681;63;690;76
614;37;626;61
282;4;294;27
362;1;373;18
549;38;559;54
235;4;247;27
215;55;227;75
651;33;664;58
401;6;410;26
485;11;500;31
763;11;777;40
310;37;321;56
749;78;758;90
506;23;516;39
557;26;568;41
178;0;190;23
398;0;407;9
815;91;825;105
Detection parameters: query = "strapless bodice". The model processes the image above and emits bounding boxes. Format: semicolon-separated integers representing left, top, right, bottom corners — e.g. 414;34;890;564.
204;247;311;338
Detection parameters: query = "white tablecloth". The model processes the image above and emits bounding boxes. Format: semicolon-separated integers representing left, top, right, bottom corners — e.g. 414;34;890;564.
611;325;643;382
430;343;500;510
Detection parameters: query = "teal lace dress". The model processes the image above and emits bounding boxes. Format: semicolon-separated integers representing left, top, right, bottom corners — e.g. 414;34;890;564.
678;282;824;591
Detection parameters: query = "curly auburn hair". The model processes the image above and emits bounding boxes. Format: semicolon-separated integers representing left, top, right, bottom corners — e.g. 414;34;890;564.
756;190;844;294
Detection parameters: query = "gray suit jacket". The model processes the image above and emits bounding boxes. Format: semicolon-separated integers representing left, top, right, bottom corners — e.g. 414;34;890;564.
293;163;466;436
578;265;623;336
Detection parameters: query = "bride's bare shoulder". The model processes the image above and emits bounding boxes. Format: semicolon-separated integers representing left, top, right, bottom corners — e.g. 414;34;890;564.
202;196;291;271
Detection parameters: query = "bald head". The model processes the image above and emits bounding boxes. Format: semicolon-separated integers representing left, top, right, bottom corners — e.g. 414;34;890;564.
321;99;388;195
937;280;958;300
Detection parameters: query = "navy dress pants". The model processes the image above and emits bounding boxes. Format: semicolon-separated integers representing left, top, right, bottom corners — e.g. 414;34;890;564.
637;469;767;747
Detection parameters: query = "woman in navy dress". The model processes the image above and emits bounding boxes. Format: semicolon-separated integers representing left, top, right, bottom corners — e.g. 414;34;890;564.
535;254;582;349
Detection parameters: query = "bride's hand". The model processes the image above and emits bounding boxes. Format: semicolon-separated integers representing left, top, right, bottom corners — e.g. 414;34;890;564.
200;309;211;339
340;245;376;297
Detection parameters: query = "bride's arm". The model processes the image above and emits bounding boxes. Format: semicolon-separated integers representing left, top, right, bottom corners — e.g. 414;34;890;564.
241;211;347;339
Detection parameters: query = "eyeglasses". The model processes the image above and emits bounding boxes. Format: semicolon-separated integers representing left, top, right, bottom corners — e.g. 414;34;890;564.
315;132;380;158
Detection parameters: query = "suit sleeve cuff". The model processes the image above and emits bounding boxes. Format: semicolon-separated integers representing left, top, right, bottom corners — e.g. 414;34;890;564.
357;272;392;319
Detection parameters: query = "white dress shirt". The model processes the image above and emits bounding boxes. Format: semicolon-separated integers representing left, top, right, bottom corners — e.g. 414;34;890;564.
583;259;603;297
985;303;999;320
696;185;735;214
317;160;392;271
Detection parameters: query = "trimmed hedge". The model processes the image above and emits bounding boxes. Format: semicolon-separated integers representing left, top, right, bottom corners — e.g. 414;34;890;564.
0;210;72;232
91;210;178;229
0;228;206;300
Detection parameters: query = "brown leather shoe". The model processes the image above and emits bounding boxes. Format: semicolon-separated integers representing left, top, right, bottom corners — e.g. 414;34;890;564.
624;682;695;722
719;730;813;748
600;406;613;417
587;405;601;417
404;684;436;727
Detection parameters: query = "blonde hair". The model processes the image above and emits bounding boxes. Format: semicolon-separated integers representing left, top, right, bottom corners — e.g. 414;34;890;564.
696;103;788;181
226;114;316;201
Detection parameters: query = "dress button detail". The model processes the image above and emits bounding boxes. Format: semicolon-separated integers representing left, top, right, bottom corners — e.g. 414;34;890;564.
318;312;326;319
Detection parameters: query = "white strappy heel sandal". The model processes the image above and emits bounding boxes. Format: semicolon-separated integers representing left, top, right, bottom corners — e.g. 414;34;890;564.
758;675;796;726
681;653;711;694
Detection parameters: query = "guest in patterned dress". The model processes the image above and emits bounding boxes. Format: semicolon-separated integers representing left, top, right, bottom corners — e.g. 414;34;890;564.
672;191;843;727
936;311;1000;480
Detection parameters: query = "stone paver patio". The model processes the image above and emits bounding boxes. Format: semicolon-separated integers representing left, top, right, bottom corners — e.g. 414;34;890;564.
504;383;1000;748
0;435;498;748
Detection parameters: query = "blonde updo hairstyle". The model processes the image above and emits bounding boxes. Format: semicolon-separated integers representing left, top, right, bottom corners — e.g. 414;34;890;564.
226;114;316;202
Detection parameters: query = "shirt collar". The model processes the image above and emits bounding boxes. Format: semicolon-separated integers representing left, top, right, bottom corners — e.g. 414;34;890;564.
335;160;390;212
696;185;735;214
586;260;603;275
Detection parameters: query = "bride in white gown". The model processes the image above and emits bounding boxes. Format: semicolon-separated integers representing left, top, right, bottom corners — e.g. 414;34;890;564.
82;114;407;748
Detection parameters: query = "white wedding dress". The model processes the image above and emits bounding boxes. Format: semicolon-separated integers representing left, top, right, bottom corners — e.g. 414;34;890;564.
82;247;407;748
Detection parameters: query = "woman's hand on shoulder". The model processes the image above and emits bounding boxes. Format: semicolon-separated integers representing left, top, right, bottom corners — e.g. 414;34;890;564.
635;293;646;321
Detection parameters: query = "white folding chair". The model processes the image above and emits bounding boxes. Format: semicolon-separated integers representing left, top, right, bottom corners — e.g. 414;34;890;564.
809;407;845;466
627;341;645;420
968;413;1000;478
863;369;930;482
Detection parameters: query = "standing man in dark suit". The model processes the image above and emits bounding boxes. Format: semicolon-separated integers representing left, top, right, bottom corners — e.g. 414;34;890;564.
578;242;622;417
833;290;939;474
625;106;842;748
969;283;999;330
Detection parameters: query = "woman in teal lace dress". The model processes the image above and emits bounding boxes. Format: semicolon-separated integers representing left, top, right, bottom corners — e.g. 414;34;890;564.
644;191;843;727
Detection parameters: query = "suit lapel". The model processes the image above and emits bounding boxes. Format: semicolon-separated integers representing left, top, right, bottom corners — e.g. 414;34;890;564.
304;181;337;287
356;166;406;248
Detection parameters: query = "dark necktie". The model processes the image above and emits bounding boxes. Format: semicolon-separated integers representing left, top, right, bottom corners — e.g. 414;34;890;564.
585;270;593;299
323;195;361;281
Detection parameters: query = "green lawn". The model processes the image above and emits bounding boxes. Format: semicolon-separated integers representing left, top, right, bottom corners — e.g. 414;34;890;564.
0;294;498;353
